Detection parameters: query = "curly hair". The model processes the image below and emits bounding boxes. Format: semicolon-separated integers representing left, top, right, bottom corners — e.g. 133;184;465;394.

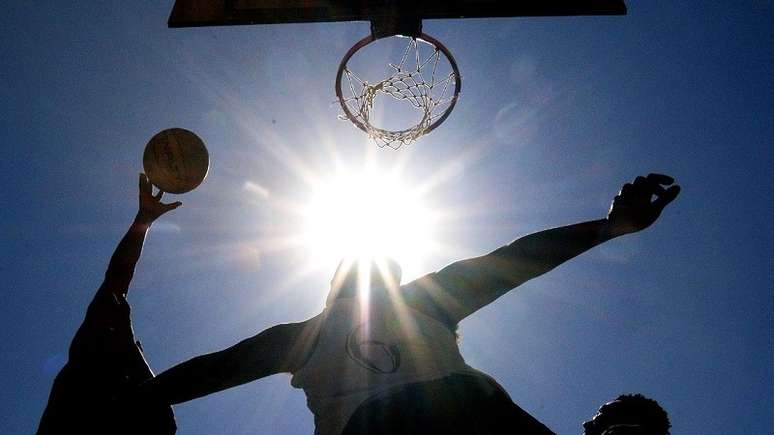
614;393;671;435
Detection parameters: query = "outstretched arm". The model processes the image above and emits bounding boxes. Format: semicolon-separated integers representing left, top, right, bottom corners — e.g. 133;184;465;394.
102;174;181;298
136;318;320;405
403;173;680;324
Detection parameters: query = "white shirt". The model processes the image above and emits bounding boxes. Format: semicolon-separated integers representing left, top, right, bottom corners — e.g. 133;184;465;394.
291;294;477;435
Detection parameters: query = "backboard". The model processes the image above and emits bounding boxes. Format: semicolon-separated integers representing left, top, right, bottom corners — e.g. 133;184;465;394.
169;1;627;34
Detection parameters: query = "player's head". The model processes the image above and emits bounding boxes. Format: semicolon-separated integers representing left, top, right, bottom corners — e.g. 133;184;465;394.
582;394;670;435
327;257;402;306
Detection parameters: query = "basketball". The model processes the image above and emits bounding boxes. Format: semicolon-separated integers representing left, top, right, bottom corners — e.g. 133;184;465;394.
143;128;209;194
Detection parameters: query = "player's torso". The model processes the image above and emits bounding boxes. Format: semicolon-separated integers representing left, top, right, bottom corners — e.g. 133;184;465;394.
291;295;473;434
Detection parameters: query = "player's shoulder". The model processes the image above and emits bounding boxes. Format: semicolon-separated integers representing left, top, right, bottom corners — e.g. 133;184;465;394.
399;274;460;330
277;313;325;342
281;314;325;373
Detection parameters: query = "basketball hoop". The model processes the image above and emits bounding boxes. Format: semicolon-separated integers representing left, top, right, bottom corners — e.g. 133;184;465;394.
335;33;462;149
169;0;627;149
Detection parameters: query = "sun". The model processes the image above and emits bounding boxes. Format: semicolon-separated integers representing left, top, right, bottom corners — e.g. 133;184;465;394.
302;169;436;278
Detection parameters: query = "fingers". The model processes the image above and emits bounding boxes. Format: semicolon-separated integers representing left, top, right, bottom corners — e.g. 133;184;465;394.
621;174;679;203
154;189;164;201
166;201;182;211
139;173;151;194
646;172;674;185
609;174;679;234
639;173;680;210
634;175;666;195
618;180;650;206
653;184;680;210
620;182;634;196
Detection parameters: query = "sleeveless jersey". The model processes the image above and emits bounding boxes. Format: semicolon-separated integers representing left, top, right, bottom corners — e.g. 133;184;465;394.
290;295;479;435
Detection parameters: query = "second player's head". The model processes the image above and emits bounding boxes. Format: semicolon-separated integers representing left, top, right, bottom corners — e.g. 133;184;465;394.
582;393;670;435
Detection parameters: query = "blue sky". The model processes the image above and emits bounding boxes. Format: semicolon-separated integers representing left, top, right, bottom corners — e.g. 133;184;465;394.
2;1;773;434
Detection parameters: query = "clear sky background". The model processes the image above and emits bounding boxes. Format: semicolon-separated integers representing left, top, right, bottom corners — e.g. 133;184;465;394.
2;1;773;434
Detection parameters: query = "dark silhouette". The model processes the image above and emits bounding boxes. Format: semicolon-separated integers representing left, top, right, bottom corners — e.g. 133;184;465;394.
132;173;679;434
583;394;671;435
37;174;180;434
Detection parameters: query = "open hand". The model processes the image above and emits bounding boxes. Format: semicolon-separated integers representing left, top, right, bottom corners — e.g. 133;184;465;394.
606;173;680;237
137;173;182;224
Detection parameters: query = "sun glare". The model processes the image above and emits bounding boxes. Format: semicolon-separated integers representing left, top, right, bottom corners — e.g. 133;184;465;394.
303;170;435;276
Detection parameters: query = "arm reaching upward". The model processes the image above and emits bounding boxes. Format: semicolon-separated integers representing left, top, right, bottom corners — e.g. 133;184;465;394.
403;173;680;325
70;174;182;357
103;174;181;298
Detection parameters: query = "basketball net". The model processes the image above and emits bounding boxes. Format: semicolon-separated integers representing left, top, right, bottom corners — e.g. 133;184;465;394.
338;37;460;149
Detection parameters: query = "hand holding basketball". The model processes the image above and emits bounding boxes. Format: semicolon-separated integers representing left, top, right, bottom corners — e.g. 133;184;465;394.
137;173;182;224
143;128;209;194
606;173;680;237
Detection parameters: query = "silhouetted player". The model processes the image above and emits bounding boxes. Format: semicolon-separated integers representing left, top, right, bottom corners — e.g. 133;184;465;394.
583;393;671;435
135;173;680;434
38;174;180;434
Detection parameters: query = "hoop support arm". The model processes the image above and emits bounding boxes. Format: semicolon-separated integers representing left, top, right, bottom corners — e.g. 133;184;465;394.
370;15;422;39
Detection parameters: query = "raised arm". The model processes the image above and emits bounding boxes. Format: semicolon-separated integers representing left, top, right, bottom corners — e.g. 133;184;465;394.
137;318;321;405
102;174;181;298
403;173;680;325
